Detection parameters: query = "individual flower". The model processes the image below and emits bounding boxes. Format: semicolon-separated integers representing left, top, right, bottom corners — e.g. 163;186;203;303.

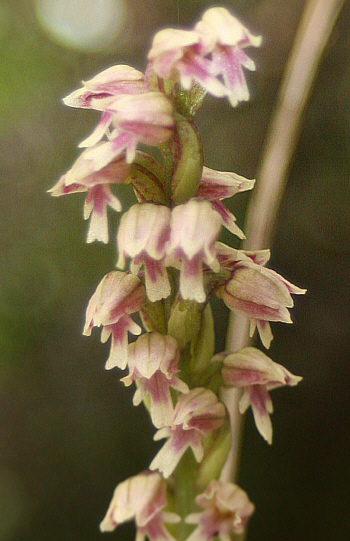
78;92;175;166
216;258;306;348
83;271;145;370
166;200;222;303
48;146;130;243
150;388;226;478
121;333;189;428
195;7;262;106
63;64;145;110
148;7;261;107
196;166;255;238
100;471;180;541
148;28;227;98
219;347;302;443
116;203;172;302
185;480;255;541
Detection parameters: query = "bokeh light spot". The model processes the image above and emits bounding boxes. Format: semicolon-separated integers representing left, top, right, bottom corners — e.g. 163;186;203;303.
34;0;128;52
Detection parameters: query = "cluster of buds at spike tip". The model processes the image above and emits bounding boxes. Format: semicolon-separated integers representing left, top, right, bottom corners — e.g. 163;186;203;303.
51;7;306;541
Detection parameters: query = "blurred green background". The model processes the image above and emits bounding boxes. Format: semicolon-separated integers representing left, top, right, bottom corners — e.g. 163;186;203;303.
0;0;349;540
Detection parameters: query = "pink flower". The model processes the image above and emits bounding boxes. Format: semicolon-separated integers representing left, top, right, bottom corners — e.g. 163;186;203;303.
196;166;255;238
121;333;189;428
116;203;172;302
100;471;180;541
83;271;145;370
216;258;306;348
166;200;222;303
185;480;255;541
78;92;174;165
148;7;261;107
48;146;130;243
195;8;262;107
63;64;145;110
219;347;302;444
150;388;226;478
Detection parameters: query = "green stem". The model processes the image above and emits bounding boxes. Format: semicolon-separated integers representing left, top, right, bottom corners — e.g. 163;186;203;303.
161;142;174;207
173;450;198;541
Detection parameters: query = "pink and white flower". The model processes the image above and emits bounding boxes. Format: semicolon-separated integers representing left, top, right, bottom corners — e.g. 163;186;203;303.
148;28;227;98
63;64;145;110
219;347;302;444
216;258;306;348
100;471;180;541
150;388;226;478
78;92;174;166
148;7;261;107
116;203;172;302
48;146;130;243
195;7;262;107
83;271;145;370
166;200;222;303
196;166;255;238
185;480;255;541
122;333;189;428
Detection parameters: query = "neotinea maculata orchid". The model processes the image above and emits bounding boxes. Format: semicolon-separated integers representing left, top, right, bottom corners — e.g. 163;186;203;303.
50;7;305;541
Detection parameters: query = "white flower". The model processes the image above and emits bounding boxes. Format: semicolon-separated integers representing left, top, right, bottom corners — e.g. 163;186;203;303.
122;333;189;428
148;7;261;107
83;271;145;369
216;258;306;348
150;388;226;478
100;471;180;541
166;200;222;303
116;203;172;302
185;480;255;541
48;147;130;243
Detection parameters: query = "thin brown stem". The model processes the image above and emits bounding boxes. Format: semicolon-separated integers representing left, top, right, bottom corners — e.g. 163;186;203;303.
221;0;346;485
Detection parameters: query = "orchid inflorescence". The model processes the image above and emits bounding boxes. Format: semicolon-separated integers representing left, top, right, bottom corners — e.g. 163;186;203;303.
50;7;305;541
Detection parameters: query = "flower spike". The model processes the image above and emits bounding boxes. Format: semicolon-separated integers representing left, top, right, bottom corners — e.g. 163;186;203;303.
53;7;306;536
